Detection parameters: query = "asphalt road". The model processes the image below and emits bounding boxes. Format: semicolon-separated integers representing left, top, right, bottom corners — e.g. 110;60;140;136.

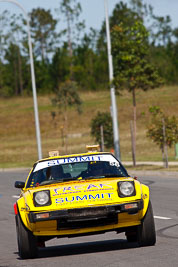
0;170;178;267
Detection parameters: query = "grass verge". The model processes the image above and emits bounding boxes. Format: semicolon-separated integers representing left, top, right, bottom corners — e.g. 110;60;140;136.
0;86;178;168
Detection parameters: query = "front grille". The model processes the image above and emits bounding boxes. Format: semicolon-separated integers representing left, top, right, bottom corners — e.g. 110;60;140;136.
68;206;110;219
56;206;118;229
57;213;118;229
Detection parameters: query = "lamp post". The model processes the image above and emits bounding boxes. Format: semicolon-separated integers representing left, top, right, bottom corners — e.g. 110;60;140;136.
104;0;120;160
0;0;42;159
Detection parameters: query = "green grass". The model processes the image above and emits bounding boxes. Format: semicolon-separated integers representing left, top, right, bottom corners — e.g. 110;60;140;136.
0;86;178;168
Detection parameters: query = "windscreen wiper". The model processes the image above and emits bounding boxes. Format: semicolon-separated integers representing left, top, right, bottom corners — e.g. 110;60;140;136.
103;174;126;178
83;175;105;180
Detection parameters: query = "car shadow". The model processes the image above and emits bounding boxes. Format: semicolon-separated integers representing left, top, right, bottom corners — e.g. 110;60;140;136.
38;239;139;259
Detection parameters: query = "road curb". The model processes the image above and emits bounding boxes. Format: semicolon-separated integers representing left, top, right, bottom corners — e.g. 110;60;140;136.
0;168;31;173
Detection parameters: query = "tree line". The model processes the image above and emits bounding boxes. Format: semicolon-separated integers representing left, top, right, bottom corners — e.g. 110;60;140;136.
0;0;178;97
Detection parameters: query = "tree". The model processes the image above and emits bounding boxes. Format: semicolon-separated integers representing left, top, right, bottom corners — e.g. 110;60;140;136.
59;0;85;81
59;0;85;58
90;112;113;150
0;10;9;95
0;11;27;96
9;13;25;95
73;28;107;91
147;106;178;167
112;20;162;164
51;80;82;153
29;8;58;61
4;42;25;96
97;1;142;53
151;15;172;46
128;0;172;45
96;1;145;91
50;46;71;91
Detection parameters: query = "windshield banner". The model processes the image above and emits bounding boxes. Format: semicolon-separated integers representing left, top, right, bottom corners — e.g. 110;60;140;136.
34;154;119;172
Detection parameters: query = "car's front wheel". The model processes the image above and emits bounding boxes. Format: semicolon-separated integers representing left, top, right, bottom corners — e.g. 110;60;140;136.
16;214;38;259
137;201;156;246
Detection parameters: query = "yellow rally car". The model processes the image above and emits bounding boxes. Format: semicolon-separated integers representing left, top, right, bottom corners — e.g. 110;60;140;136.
14;150;156;259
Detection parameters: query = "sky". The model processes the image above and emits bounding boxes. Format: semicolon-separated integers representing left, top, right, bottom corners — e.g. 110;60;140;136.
0;0;178;31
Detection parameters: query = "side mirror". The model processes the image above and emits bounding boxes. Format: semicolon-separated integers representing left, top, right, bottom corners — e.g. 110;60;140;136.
15;181;25;189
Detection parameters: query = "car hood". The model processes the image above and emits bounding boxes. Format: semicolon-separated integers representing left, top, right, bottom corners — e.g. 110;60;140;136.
24;177;142;211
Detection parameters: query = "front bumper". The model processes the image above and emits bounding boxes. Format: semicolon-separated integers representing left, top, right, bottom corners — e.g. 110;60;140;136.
29;200;143;229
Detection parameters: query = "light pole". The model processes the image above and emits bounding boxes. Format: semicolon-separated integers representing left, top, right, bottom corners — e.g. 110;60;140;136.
0;0;42;160
104;0;121;160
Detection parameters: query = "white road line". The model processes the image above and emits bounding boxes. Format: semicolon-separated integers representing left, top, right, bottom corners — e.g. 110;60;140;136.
154;215;172;220
12;195;19;199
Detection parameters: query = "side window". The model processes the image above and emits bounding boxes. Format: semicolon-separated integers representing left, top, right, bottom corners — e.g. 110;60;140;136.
28;169;46;187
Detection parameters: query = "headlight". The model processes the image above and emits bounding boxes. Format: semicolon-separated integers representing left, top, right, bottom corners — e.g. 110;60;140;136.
34;190;51;207
118;181;135;197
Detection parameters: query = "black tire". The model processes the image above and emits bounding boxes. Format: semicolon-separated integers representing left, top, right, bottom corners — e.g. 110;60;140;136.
137;201;156;246
16;214;38;259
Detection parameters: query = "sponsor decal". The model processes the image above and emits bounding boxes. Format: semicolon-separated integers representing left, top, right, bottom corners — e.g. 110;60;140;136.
55;192;113;204
52;183;114;196
63;156;101;163
25;203;30;211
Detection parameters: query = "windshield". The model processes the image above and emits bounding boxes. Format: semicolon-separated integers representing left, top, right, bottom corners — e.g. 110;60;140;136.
26;154;128;188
